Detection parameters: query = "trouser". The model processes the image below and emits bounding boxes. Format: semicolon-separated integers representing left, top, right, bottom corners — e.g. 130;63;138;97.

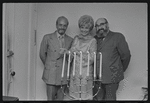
46;84;66;100
93;82;119;100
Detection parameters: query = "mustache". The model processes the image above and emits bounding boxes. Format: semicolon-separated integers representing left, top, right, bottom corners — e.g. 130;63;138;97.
97;28;104;32
96;29;104;33
59;29;65;31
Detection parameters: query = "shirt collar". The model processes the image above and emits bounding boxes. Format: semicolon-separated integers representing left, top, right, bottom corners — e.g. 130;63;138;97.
95;30;110;39
56;31;65;39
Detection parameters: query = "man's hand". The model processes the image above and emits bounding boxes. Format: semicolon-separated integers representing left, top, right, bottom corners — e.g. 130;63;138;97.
59;48;67;54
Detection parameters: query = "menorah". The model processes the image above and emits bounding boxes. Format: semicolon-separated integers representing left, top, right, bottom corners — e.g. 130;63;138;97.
60;51;102;100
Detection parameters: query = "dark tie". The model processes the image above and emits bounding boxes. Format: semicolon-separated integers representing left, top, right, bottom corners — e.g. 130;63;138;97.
96;36;104;44
95;36;105;52
98;36;105;39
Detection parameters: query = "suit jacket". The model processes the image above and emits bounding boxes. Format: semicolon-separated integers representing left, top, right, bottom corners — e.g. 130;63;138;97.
39;31;73;85
95;30;131;84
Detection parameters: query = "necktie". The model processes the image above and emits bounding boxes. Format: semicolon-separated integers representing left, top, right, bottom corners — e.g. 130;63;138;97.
96;36;104;44
98;38;103;46
96;36;105;52
98;36;105;39
59;35;65;48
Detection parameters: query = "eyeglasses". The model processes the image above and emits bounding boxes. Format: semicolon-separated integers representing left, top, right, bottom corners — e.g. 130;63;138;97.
95;22;107;27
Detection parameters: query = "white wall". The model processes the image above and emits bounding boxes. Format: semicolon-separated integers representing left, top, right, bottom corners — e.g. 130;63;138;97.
36;3;147;100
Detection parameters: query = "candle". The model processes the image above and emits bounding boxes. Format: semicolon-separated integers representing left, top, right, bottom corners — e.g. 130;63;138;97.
94;52;96;79
73;52;76;77
87;51;90;77
80;51;82;76
61;53;66;78
67;51;71;79
99;52;102;79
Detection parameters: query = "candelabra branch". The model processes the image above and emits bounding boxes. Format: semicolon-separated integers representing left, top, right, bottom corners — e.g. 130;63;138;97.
60;52;102;100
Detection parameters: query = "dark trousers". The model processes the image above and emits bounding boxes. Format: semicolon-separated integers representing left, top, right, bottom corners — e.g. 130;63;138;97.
93;82;119;100
46;84;66;100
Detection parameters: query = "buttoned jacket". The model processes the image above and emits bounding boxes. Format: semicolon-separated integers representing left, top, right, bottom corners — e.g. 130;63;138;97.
39;31;73;85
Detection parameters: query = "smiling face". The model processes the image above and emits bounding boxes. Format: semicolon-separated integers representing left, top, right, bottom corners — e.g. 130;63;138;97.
80;24;90;36
78;15;94;36
95;18;109;37
56;17;68;35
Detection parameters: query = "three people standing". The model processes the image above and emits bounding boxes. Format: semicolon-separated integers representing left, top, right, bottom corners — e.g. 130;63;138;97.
39;16;131;101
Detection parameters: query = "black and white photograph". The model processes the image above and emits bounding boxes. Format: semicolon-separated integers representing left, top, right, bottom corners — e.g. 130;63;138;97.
2;3;147;101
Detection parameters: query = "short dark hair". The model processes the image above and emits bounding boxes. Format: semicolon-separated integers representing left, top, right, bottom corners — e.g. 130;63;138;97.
56;16;69;25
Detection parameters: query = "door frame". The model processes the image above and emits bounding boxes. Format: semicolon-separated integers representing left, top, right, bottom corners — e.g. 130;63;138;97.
2;3;16;96
2;3;38;100
3;3;7;96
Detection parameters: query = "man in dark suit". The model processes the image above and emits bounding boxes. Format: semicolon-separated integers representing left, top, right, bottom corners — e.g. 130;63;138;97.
39;16;73;100
93;18;131;100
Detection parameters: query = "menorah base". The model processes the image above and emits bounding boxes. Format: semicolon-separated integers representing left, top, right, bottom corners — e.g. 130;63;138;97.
61;79;102;100
67;94;93;100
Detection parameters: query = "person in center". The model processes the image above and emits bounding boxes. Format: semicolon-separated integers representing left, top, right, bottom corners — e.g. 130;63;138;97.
68;15;97;100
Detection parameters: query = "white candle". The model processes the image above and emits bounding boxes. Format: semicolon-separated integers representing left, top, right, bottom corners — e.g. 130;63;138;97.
73;52;76;77
61;53;66;78
94;52;96;79
67;51;71;78
80;51;82;76
99;52;102;79
87;51;90;77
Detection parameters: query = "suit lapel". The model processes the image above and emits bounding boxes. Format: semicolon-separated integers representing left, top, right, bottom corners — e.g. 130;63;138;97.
51;32;61;50
52;32;68;49
99;31;114;51
51;32;70;59
51;32;70;49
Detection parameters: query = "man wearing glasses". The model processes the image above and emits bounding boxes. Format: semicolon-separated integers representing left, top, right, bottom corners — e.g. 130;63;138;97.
93;18;131;100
